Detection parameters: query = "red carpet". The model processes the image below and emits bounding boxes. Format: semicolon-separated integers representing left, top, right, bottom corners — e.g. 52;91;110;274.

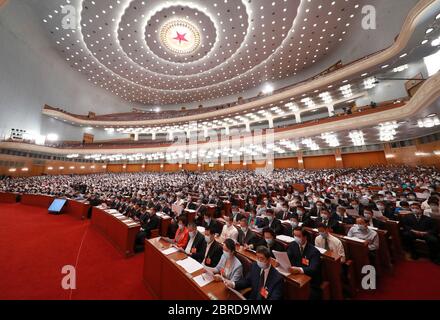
356;259;440;300
0;203;152;300
1;203;439;300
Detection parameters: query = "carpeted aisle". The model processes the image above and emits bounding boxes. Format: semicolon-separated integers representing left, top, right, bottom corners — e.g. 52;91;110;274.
355;259;440;300
1;203;439;300
0;203;152;300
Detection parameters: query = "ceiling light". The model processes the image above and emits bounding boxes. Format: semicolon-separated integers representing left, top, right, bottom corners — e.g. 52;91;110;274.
349;130;365;146
364;77;377;89
393;64;408;73
378;121;399;141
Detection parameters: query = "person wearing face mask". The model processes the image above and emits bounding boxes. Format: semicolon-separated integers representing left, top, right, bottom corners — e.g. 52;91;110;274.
362;208;387;230
245;200;256;213
294;206;313;227
315;223;345;263
179;222;207;263
237;217;259;247
220;214;239;243
425;199;440;218
202;227;223;267
252;228;285;258
314;208;339;231
401;203;440;264
347;217;379;252
257;210;283;235
309;201;324;217
224;246;284;300
202;212;222;235
284;227;322;300
204;239;243;282
374;200;396;220
231;205;244;223
349;199;365;216
166;216;189;249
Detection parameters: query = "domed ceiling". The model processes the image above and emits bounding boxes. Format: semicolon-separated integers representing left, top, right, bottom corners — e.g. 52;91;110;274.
40;0;378;105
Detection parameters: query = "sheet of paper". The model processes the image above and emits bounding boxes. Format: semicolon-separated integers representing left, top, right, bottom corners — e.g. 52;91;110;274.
193;273;214;287
162;246;179;255
105;209;119;214
126;222;139;227
276;235;295;243
343;236;366;243
346;209;359;217
276;267;291;277
273;250;292;272
197;226;206;234
314;246;327;254
176;257;204;274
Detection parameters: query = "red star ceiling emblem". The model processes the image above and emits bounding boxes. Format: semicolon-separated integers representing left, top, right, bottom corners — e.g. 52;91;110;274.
173;31;189;44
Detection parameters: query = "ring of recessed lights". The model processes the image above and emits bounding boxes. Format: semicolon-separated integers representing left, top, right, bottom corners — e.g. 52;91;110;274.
43;0;360;105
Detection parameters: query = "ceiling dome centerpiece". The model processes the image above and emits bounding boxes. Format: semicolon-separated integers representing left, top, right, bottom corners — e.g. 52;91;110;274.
160;19;201;56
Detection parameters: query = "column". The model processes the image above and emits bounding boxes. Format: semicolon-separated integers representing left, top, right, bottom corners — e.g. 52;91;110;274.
151;132;156;140
245;122;251;132
297;150;304;169
335;148;343;168
295;113;302;124
134;133;139;141
327;105;335;117
267;117;274;129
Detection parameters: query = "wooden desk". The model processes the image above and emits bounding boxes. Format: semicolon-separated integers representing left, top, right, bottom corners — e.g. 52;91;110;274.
143;238;242;300
236;247;311;300
21;194;54;207
91;207;140;257
64;200;90;220
157;213;172;236
0;192;18;203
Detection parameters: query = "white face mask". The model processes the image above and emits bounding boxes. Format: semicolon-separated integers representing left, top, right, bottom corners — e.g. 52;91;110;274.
257;260;269;270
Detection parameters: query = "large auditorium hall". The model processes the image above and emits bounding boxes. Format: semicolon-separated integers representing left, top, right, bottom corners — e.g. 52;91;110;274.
1;0;440;312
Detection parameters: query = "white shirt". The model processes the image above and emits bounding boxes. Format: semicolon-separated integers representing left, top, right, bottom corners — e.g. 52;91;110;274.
315;234;346;263
204;239;214;260
185;233;196;254
220;224;239;243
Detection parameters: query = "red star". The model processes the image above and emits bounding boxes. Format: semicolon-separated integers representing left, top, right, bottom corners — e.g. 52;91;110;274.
173;31;188;44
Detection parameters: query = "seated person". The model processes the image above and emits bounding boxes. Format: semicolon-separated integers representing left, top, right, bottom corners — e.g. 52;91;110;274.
231;205;244;223
347;217;379;251
348;199;365;216
202;212;222;235
247;211;259;228
334;206;355;225
424;198;440;218
294;206;314;227
225;246;284;300
401;203;440;264
363;208;387;229
204;239;243;282
202;226;223;267
248;228;285;258
314;208;339;231
257;209;283;235
178;222;206;263
219;214;239;243
163;216;189;249
375;200;397;220
134;207;160;252
285;227;322;300
315;223;346;263
237;217;259;247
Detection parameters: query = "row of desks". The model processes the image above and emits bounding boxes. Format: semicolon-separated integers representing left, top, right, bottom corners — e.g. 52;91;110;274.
91;207;141;257
143;237;312;300
0;192;90;220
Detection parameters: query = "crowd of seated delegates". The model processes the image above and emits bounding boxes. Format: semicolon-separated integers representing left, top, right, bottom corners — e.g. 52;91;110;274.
1;167;440;300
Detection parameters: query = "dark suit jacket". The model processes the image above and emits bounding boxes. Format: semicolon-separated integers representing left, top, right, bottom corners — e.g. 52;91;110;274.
255;240;286;259
202;219;222;235
234;263;284;300
237;229;259;246
276;211;294;221
187;232;207;263
203;240;223;267
142;214;160;237
286;241;322;289
257;217;283;235
402;214;438;237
